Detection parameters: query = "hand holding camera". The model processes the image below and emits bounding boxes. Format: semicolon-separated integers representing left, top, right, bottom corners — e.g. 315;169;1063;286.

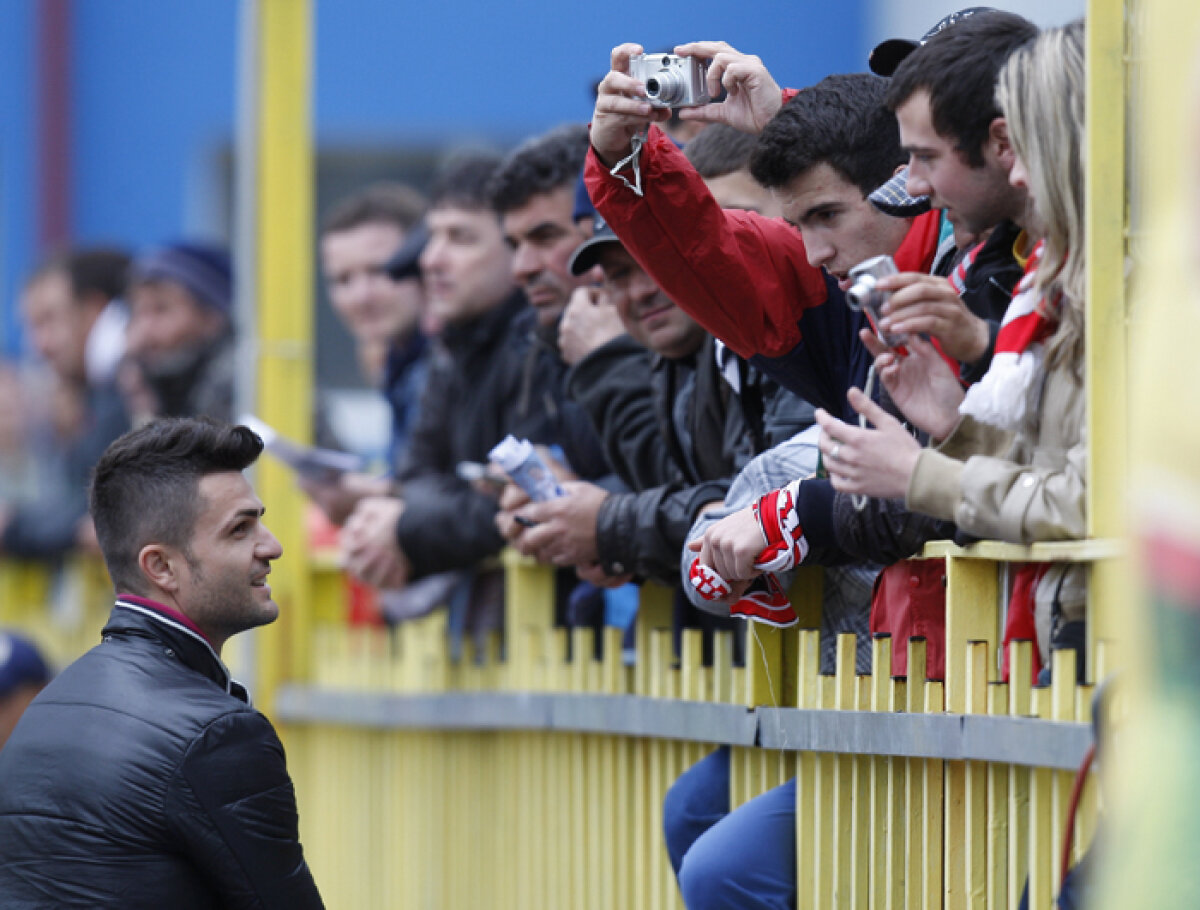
671;41;785;134
845;254;910;350
627;53;712;109
590;43;673;167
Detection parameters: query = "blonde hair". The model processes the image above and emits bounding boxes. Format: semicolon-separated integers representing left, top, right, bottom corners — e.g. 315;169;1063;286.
996;20;1087;373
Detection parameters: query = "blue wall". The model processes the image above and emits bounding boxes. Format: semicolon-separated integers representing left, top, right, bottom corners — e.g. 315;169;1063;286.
0;0;869;354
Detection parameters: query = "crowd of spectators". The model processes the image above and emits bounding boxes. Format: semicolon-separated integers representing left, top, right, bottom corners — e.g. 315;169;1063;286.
0;8;1093;907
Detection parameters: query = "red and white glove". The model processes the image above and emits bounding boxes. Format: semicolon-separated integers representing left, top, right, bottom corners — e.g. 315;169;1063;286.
729;574;797;628
688;558;798;628
751;479;808;573
688;558;732;600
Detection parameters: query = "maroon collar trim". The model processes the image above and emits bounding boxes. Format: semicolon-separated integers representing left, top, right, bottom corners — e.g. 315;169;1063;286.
116;593;215;647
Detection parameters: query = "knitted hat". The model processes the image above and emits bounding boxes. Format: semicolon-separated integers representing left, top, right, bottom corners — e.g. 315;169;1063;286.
131;242;234;314
0;631;51;697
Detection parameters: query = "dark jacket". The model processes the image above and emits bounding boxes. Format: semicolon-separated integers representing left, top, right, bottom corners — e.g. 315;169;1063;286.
395;292;558;577
1;380;129;559
0;597;323;909
382;328;430;469
573;334;813;584
139;329;237;422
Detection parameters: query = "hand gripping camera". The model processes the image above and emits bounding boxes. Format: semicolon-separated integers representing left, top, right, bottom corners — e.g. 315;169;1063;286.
845;254;908;349
628;53;711;109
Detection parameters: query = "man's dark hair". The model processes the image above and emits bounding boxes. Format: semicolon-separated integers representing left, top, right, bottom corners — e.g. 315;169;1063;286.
320;183;426;238
886;11;1038;167
67;248;132;302
488;124;590;214
89;418;264;595
428;150;504;212
684;124;759;180
27;247;131;304
751;73;902;196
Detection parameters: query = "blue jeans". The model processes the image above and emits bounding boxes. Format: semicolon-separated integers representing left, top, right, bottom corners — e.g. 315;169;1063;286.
663;746;797;909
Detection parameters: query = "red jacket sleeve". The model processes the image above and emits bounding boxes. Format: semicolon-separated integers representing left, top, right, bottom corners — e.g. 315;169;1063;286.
585;125;829;361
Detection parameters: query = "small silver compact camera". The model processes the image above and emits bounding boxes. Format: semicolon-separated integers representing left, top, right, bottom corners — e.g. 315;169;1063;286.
629;53;711;109
845;254;907;349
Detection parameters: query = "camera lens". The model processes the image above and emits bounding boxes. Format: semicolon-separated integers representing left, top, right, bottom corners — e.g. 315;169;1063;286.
845;277;872;311
646;71;682;104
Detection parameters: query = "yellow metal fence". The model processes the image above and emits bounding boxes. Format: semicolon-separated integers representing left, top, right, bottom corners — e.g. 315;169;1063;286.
0;544;1111;910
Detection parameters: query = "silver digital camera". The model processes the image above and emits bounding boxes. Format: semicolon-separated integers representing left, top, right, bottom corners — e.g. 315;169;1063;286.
629;53;711;109
845;254;907;349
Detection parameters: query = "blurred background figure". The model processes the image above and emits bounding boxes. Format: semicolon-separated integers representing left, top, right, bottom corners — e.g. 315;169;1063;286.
0;630;51;750
1;250;132;560
124;242;235;423
305;183;430;525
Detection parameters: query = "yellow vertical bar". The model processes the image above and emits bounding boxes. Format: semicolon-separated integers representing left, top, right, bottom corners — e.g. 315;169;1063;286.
922;680;945;910
503;551;556;675
1027;687;1052;910
794;629;820;907
944;557;999;714
813;675;836;909
252;0;313;713
1008;641;1033;910
870;636;895;910
745;622;784;707
904;638;928;910
831;634;862;908
963;643;989;908
1084;0;1130;658
987;684;1010;910
1049;649;1078;898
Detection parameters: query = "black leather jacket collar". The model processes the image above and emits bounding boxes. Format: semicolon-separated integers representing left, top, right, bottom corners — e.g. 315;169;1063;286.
103;596;249;703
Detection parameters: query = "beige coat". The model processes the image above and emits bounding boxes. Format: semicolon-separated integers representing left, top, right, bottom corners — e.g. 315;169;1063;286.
906;356;1087;662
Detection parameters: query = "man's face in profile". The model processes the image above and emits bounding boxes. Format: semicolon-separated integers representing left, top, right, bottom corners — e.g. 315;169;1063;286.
502;185;589;329
773;162;912;290
171;471;282;648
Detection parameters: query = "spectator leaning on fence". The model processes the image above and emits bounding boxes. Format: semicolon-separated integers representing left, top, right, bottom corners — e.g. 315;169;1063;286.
3;249;132;560
305;182;431;525
817;20;1089;680
341;151;562;646
499;123;813;591
0;417;324;908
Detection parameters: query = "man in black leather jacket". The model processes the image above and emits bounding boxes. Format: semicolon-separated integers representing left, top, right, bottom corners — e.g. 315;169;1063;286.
0;418;323;909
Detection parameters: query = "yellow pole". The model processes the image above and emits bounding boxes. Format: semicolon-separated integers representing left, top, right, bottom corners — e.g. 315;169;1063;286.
1083;0;1132;667
247;0;314;712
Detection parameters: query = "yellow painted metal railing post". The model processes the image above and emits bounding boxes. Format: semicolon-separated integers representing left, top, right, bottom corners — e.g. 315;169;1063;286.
246;0;314;711
1084;0;1130;660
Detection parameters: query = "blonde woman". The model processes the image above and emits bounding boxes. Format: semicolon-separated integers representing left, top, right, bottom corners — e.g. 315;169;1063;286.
817;20;1088;673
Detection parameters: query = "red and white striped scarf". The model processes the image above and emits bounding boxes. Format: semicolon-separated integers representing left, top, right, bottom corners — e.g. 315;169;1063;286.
959;241;1060;432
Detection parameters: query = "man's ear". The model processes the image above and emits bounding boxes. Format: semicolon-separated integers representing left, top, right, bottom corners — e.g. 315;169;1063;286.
138;544;182;594
989;117;1015;168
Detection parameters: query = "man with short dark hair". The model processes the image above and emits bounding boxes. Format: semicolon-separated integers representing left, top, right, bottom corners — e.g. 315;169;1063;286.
341;152;561;639
307;182;431;524
0;417;324;908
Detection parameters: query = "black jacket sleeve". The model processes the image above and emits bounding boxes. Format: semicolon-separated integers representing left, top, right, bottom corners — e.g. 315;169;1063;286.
396;475;506;576
595;480;730;584
165;711;324;909
567;336;672;491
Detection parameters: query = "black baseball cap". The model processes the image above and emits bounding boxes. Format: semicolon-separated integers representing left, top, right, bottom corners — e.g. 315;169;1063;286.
869;8;995;76
568;214;624;276
383;222;429;281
